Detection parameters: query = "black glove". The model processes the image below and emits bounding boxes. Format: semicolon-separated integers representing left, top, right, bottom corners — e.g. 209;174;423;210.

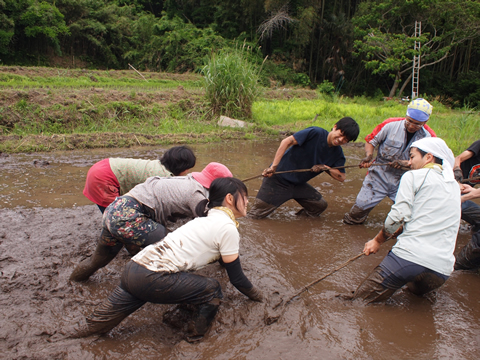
454;167;463;182
238;286;264;302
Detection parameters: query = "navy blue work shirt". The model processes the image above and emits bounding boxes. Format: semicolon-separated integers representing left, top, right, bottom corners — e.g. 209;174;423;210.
275;127;346;185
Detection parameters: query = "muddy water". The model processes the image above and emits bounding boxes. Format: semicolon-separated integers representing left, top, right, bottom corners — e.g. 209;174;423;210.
0;141;478;359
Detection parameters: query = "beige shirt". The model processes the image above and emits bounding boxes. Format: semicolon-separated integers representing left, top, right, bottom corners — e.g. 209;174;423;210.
109;158;172;195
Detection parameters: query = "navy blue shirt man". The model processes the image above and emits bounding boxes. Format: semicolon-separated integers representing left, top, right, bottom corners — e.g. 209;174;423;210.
248;117;360;219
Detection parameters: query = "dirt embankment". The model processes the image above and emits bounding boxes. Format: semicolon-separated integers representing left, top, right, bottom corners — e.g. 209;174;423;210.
0;66;318;153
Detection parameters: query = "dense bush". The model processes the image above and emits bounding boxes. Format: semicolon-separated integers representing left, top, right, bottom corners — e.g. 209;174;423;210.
202;48;262;118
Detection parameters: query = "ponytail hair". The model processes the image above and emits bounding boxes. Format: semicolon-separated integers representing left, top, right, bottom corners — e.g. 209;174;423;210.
194;177;247;217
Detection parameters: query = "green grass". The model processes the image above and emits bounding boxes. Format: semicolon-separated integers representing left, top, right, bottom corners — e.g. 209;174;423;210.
1;65;479;154
252;95;480;154
0;71;203;91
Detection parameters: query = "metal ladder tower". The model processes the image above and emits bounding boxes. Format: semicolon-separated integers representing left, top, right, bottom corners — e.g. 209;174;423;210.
412;21;421;99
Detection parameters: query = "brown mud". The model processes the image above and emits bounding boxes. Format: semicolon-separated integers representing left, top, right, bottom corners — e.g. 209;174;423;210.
0;141;479;359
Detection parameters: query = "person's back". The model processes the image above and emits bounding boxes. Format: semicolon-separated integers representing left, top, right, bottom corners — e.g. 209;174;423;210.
109;158;171;195
127;174;208;224
133;208;238;273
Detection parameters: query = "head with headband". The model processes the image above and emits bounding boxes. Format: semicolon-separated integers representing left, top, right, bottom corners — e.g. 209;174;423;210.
410;137;455;182
406;98;433;122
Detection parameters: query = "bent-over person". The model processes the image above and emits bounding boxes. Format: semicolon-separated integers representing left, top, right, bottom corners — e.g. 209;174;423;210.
70;162;232;282
70;178;262;342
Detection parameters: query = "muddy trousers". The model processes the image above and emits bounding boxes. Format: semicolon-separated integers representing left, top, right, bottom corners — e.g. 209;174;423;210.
248;176;327;219
462;200;480;233
352;251;448;304
455;230;480;270
81;261;222;336
69;225;166;282
343;170;399;225
70;196;167;282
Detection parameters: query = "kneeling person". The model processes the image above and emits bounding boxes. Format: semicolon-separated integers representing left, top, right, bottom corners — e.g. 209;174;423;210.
352;137;460;303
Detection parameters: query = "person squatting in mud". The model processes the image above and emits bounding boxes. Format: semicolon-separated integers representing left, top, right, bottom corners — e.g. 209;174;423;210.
248;117;360;219
453;139;480;234
83;145;196;213
69;162;233;282
70;177;263;342
350;137;461;303
344;98;437;225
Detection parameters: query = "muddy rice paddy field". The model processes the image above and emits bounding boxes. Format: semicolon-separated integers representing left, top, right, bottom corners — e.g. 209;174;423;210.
0;141;478;359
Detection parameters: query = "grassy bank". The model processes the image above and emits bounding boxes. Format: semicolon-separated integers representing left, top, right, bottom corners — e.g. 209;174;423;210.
253;95;479;154
0;66;478;154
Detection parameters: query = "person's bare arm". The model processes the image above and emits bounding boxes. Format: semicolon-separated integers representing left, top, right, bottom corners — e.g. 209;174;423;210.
454;150;474;181
320;165;345;182
263;135;298;177
460;184;480;202
454;150;474;169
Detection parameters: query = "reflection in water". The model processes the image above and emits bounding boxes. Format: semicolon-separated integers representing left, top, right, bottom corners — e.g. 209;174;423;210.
0;140;478;359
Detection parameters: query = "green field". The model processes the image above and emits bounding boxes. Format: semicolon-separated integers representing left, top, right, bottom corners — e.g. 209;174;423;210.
0;66;478;154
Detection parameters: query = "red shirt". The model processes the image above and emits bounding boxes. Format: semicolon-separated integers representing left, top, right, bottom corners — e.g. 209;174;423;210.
83;158;121;207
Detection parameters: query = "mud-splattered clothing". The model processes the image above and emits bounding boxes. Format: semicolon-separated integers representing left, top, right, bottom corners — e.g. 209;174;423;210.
83;158;172;208
352;165;460;303
79;208;255;337
127;174;207;225
352;252;448;304
344;118;436;224
249;127;344;219
133;208;240;272
248;175;327;218
455;230;480;270
100;196;165;249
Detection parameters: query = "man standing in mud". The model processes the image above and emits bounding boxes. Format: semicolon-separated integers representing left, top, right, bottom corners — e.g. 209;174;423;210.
343;98;436;225
351;137;460;303
248;117;360;219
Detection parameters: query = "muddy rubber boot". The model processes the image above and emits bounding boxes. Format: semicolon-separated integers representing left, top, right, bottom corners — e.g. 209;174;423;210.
69;241;123;282
343;205;372;225
163;304;196;331
185;299;220;343
455;233;480;270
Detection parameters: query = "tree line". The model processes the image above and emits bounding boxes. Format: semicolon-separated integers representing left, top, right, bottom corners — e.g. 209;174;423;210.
1;0;480;107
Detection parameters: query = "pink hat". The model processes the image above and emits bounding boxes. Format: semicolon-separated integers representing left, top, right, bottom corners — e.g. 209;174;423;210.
192;162;233;188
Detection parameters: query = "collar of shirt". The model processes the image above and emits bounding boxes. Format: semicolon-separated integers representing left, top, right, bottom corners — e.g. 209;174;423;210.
423;163;442;171
213;206;239;228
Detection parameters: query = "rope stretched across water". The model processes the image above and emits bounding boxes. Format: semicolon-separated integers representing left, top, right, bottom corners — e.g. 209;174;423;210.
267;226;404;323
242;162;395;182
